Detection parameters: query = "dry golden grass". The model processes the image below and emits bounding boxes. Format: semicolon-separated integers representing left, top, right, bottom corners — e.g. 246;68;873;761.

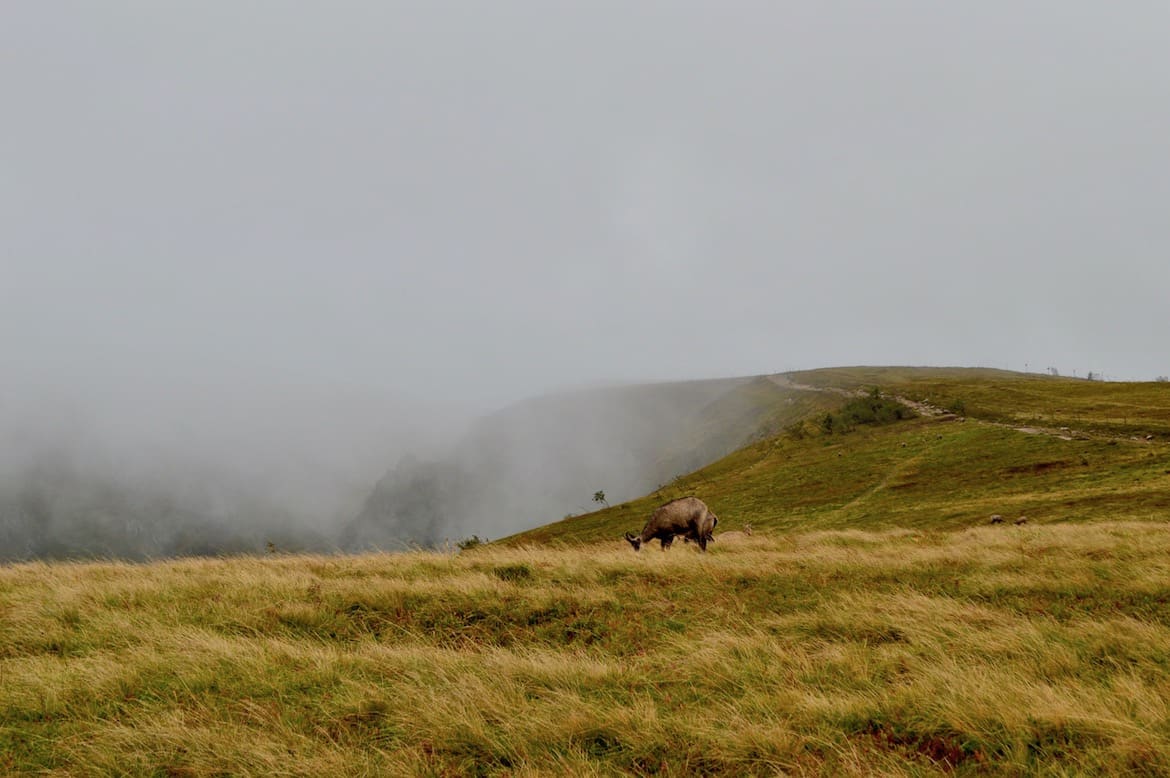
3;521;1170;775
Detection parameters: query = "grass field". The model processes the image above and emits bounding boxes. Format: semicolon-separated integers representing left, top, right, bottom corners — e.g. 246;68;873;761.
4;367;1170;775
3;522;1170;776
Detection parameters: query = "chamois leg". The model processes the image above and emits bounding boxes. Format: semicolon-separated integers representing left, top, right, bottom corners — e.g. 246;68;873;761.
660;536;674;551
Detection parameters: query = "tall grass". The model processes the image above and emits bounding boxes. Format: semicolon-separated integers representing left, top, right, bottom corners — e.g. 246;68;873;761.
3;522;1169;775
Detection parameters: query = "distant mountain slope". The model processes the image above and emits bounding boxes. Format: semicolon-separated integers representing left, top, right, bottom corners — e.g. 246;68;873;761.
343;376;833;548
786;366;1170;437
502;368;1170;545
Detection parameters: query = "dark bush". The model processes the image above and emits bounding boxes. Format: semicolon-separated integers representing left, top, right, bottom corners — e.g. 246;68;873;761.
821;388;915;434
457;535;488;551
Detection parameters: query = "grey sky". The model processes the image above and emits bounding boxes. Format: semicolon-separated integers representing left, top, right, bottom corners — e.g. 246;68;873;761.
4;2;1169;426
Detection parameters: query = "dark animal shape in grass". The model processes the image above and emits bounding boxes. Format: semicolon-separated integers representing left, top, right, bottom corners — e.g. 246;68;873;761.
625;496;718;552
989;514;1005;524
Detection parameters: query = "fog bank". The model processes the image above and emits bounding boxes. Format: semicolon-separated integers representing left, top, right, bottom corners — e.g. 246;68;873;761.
0;377;466;560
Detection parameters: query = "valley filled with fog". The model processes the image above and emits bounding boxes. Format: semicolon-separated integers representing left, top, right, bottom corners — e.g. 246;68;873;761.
0;375;786;560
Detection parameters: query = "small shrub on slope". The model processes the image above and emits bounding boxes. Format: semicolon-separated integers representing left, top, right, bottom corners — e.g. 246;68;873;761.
821;388;915;434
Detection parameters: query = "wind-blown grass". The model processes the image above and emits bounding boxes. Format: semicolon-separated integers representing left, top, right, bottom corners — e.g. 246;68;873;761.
3;522;1169;775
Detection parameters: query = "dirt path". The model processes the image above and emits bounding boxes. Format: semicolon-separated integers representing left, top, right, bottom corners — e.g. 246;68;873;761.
768;374;944;413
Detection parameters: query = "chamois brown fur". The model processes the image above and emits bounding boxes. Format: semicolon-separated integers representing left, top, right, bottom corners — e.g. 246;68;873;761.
625;496;719;552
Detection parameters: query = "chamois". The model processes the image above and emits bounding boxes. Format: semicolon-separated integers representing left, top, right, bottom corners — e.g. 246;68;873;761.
625;497;718;552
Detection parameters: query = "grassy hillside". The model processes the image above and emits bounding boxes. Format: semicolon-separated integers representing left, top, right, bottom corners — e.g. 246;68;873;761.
506;369;1170;545
788;366;1170;438
5;366;1170;775
3;523;1170;775
650;376;840;482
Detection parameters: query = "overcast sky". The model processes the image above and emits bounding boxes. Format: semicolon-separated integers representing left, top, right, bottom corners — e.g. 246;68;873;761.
4;1;1169;430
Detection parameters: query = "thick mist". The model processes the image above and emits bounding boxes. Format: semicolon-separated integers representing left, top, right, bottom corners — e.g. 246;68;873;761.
0;374;779;559
0;376;467;559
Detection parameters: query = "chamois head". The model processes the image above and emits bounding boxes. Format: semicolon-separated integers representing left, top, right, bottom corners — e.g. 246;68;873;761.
624;531;643;552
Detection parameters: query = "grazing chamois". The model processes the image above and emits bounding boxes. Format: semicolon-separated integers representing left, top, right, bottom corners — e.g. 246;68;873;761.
625;497;718;552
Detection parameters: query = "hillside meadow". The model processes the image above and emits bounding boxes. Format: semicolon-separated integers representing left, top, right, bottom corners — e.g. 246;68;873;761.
5;369;1170;775
3;521;1170;776
511;411;1170;547
509;370;1170;546
786;367;1170;439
